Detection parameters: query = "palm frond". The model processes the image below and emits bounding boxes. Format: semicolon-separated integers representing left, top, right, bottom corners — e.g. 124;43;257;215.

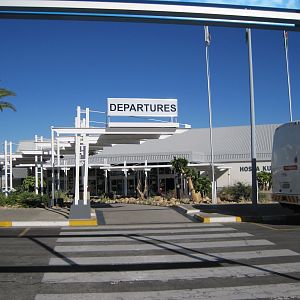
0;88;16;99
0;101;16;112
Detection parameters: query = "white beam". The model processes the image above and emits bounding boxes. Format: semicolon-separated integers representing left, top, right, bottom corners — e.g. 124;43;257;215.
1;1;299;24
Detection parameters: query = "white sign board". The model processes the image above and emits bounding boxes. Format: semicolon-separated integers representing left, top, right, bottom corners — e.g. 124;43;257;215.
107;98;178;117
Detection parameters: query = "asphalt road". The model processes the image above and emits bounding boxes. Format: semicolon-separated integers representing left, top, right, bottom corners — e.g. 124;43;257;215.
0;207;300;299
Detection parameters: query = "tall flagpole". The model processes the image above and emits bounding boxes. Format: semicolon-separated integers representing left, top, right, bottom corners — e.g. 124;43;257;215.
284;30;293;122
204;25;217;204
246;28;258;205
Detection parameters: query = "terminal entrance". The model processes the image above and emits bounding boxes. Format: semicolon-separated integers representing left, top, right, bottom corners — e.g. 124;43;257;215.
1;1;300;218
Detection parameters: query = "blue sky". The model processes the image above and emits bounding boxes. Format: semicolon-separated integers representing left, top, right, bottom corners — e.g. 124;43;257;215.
0;15;300;143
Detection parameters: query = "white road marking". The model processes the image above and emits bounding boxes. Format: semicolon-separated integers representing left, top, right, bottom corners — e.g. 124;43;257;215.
49;249;299;266
54;239;273;253
34;282;300;300
61;223;224;230
12;221;69;227
59;227;237;236
56;232;252;243
42;262;300;283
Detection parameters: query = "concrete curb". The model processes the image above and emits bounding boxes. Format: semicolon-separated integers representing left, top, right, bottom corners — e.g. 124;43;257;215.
194;214;242;223
177;205;200;215
0;219;98;227
69;218;98;227
177;204;241;223
177;203;300;224
0;209;98;227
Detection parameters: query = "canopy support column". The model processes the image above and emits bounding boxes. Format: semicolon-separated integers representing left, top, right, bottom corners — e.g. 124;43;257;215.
69;106;91;219
51;127;55;206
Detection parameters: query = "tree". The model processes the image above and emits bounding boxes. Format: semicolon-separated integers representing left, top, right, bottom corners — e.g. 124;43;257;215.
171;157;189;176
257;171;272;191
22;176;36;192
136;171;148;200
171;157;201;202
0;88;16;112
194;175;211;198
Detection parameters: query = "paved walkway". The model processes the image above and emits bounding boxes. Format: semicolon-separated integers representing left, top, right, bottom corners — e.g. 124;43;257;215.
0;207;69;221
0;203;299;227
95;204;193;225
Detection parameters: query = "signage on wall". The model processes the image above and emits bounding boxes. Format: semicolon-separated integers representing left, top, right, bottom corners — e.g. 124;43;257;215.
107;98;178;117
240;165;271;172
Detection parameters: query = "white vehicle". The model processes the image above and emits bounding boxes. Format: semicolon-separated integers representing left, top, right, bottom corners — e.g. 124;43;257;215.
272;122;300;206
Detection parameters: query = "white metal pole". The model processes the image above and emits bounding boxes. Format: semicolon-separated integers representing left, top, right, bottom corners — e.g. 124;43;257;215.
75;108;81;205
104;169;108;194
4;140;8;197
284;30;293;122
51;127;55;205
75;133;80;205
83;108;90;205
86;107;90;128
40;136;44;196
63;160;67;192
123;161;128;197
83;136;89;205
77;106;81;124
246;28;258;205
34;135;39;195
57;135;60;198
9;141;13;192
204;26;216;204
65;167;68;193
145;160;148;198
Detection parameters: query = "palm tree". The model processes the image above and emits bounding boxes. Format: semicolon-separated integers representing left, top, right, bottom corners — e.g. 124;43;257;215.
171;157;201;202
0;88;16;111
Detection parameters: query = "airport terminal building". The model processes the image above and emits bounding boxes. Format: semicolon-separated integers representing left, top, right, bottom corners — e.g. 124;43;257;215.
4;123;278;197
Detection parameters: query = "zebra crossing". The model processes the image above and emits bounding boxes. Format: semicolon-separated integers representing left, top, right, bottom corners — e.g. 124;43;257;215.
35;222;300;299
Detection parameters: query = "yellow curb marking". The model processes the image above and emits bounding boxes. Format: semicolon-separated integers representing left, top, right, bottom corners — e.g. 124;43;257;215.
195;215;210;223
202;217;211;223
195;215;242;223
0;221;12;227
69;219;98;226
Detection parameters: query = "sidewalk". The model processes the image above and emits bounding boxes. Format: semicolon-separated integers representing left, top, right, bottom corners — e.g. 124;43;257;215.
0;207;97;227
1;203;299;227
178;203;300;224
0;207;69;227
95;203;194;225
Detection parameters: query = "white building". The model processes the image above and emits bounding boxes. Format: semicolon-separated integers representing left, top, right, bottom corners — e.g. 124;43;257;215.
2;123;279;197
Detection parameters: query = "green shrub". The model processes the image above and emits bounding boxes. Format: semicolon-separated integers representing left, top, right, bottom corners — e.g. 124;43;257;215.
22;176;46;192
18;192;43;207
0;191;46;207
219;182;252;202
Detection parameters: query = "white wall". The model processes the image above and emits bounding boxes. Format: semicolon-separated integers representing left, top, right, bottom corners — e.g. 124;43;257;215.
217;161;271;188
